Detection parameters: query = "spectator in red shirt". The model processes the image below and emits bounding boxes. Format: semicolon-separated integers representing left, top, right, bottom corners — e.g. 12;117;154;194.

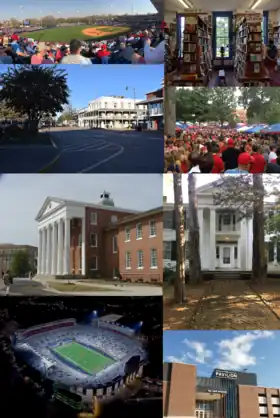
96;44;110;64
250;144;266;173
11;33;19;42
211;142;224;173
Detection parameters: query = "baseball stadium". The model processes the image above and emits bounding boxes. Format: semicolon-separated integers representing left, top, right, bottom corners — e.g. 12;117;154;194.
19;25;132;43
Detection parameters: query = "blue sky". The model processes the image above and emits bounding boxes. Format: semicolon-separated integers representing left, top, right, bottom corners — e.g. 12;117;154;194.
0;0;157;20
0;174;162;245
164;330;280;388
0;65;163;110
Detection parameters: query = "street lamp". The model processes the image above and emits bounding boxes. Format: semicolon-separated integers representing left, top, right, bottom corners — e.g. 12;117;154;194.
126;86;137;128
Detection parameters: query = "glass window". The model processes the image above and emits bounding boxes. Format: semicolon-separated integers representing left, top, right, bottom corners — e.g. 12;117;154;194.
149;220;156;237
164;241;172;259
136;223;143;240
112;236;118;253
215;16;230;58
90;233;97;247
137;250;144;269
90;256;98;270
125;227;131;242
150;249;157;269
90;212;97;225
125;252;132;269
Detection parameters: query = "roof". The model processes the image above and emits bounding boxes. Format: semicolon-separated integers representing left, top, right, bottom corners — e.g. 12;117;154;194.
105;206;163;230
36;196;139;221
136;97;164;105
99;314;123;323
0;243;37;249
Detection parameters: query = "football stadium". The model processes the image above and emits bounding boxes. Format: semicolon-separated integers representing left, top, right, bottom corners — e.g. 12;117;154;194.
13;313;147;395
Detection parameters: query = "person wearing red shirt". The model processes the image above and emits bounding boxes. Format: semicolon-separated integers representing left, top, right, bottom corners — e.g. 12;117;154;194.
250;144;266;173
96;44;110;64
211;142;224;173
11;33;19;42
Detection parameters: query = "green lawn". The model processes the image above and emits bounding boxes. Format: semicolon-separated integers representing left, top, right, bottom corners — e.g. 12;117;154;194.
21;25;130;42
52;342;115;375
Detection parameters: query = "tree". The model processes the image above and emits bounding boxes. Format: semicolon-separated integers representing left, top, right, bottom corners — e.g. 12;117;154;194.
175;88;236;126
173;173;186;303
176;88;210;124
188;174;202;284
213;175;267;283
207;88;237;127
10;250;31;277
239;87;280;124
0;66;70;134
41;15;57;28
252;175;266;283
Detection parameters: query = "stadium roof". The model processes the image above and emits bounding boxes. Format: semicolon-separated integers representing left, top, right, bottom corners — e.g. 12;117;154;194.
99;314;123;322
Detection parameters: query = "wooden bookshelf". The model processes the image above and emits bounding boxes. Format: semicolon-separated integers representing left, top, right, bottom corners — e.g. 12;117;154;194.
234;14;270;86
167;13;212;86
273;24;280;50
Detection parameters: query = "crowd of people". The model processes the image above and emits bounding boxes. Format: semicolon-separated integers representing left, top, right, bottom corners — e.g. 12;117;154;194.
164;127;280;174
0;26;164;64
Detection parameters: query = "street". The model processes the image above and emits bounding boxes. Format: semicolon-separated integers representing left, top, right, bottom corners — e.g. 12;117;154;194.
0;128;164;173
0;277;163;296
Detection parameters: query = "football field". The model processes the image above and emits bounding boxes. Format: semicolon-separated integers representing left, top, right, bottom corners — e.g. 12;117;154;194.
52;342;115;375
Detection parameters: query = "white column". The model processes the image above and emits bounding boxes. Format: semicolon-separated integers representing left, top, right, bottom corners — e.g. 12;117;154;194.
51;222;58;275
46;225;51;275
57;219;63;275
38;229;42;274
81;217;86;275
198;209;204;269
41;228;46;275
63;218;71;275
209;209;216;270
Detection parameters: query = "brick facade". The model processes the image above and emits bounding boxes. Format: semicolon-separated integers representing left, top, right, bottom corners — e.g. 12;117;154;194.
69;205;163;283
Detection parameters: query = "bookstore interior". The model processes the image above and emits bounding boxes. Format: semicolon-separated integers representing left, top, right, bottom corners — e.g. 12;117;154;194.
165;0;280;87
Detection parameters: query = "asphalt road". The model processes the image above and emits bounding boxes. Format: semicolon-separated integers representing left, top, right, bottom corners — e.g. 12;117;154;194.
0;128;164;173
0;278;53;296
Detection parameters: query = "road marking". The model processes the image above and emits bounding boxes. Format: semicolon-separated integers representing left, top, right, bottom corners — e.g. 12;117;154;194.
80;145;125;173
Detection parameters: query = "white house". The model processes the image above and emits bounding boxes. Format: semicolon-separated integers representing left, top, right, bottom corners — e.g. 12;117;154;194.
163;181;280;273
77;96;144;130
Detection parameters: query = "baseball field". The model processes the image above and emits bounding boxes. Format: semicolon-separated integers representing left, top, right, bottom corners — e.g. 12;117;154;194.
20;25;131;42
52;341;115;375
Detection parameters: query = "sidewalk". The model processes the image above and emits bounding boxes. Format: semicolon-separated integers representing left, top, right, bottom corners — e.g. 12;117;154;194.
33;277;163;296
164;279;280;330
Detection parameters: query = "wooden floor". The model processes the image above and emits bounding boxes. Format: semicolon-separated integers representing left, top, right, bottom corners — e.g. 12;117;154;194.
208;68;280;87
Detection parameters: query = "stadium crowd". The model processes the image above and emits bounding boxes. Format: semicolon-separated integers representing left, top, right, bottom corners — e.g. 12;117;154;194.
0;26;164;64
164;127;280;174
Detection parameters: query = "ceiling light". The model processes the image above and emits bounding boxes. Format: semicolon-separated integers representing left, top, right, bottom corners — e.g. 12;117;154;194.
251;0;262;10
178;0;190;8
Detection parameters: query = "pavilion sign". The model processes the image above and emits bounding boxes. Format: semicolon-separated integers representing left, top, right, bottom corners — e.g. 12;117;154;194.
215;370;238;379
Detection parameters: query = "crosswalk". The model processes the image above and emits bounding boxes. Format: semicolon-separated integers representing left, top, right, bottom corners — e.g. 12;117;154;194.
59;140;121;153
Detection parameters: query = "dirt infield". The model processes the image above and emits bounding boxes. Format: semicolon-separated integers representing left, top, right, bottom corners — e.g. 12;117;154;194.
83;26;116;37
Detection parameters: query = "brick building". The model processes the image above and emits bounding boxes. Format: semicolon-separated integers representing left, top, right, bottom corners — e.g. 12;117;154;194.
163;362;280;418
36;192;162;283
0;244;38;273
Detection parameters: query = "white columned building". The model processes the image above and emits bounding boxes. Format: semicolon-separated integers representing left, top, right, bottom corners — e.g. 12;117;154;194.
36;197;86;277
163;181;279;273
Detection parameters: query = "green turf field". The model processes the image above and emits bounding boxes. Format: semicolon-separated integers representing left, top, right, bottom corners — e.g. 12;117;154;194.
20;25;130;42
52;342;115;375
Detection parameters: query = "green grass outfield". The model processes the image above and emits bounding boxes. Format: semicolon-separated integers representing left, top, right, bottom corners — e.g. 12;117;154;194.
20;25;131;43
52;342;115;375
